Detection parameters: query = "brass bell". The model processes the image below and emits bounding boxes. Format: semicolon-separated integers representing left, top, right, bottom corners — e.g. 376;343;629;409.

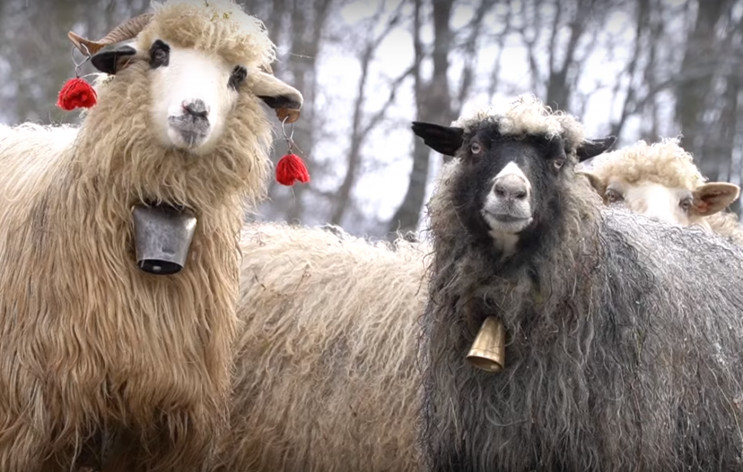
466;316;506;373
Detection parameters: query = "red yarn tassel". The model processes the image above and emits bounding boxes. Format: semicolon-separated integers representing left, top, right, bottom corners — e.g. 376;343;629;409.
57;77;97;111
276;153;310;186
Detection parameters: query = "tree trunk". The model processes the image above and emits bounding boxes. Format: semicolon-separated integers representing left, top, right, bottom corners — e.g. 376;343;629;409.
388;0;453;236
675;0;728;178
262;0;330;223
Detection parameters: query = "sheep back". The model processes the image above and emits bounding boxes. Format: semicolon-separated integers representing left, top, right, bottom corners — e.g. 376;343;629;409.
214;222;429;472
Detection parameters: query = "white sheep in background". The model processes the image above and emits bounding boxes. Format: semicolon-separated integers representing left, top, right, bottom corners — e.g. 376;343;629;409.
0;1;302;470
212;222;428;472
579;138;743;244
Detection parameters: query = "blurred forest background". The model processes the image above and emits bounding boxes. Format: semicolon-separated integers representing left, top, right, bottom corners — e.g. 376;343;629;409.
2;0;742;239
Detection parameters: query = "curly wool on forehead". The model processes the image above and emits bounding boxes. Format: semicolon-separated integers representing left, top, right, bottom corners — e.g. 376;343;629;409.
591;138;705;190
452;94;586;154
139;0;276;69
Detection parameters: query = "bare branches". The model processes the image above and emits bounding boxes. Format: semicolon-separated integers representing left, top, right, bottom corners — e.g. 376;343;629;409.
330;1;408;226
7;0;743;232
455;0;498;112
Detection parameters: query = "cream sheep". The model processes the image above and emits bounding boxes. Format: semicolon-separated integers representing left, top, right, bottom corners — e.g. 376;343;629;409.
0;1;302;471
212;222;428;472
580;138;743;244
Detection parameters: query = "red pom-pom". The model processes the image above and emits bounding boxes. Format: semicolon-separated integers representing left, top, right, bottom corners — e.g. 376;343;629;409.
276;153;310;186
57;77;97;111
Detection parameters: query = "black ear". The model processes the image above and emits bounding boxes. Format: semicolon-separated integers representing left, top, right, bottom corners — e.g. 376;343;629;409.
247;70;303;123
91;45;137;75
411;121;464;156
576;136;617;162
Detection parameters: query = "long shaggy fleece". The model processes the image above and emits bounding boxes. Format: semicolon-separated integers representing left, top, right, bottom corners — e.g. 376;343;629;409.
0;2;278;471
212;222;429;472
422;142;743;469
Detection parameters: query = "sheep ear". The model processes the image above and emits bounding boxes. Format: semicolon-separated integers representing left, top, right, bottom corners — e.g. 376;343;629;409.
249;70;303;123
576;136;617;162
692;182;740;216
411;121;464;156
577;170;607;196
90;44;137;75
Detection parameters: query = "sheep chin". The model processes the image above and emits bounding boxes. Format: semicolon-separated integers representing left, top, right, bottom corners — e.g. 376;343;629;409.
481;210;533;234
166;118;211;153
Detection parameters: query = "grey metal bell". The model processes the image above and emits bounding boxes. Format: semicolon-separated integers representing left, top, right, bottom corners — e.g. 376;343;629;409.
132;204;197;275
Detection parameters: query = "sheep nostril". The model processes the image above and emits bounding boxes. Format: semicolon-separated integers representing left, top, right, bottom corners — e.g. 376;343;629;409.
494;180;527;201
183;99;208;119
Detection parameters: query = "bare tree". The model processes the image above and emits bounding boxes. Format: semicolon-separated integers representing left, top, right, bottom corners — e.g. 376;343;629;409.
675;0;736;178
255;0;332;224
453;0;498;112
515;0;605;110
0;1;149;125
7;0;743;233
387;0;454;236
329;4;407;226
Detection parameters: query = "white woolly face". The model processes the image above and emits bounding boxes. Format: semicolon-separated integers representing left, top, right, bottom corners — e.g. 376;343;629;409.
605;179;695;226
482;162;534;236
149;44;243;156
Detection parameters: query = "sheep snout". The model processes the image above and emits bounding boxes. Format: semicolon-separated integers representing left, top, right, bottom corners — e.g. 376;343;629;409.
481;162;533;235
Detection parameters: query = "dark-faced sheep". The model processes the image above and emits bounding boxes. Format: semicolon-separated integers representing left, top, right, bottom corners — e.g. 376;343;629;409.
414;95;743;471
211;222;428;472
0;1;302;470
580;137;743;244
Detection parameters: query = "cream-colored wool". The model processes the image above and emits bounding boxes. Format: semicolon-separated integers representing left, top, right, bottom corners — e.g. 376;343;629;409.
0;1;298;471
453;94;586;152
143;0;277;68
587;138;743;244
213;222;429;472
589;138;705;190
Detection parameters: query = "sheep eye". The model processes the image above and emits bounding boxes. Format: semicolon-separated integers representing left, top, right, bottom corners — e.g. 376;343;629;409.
470;142;482;155
229;66;247;90
149;40;170;68
680;196;693;212
551;158;565;171
605;188;624;204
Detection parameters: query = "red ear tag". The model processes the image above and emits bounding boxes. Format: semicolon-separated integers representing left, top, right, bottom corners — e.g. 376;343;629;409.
57;77;97;110
57;47;97;111
276;117;310;186
276;153;310;186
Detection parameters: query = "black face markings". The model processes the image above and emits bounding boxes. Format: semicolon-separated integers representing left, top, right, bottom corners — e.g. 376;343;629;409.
149;40;170;68
91;45;137;75
539;138;567;174
451;126;569;243
229;65;247;90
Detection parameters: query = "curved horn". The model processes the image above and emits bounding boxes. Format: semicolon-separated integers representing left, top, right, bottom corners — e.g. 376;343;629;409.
68;13;154;56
